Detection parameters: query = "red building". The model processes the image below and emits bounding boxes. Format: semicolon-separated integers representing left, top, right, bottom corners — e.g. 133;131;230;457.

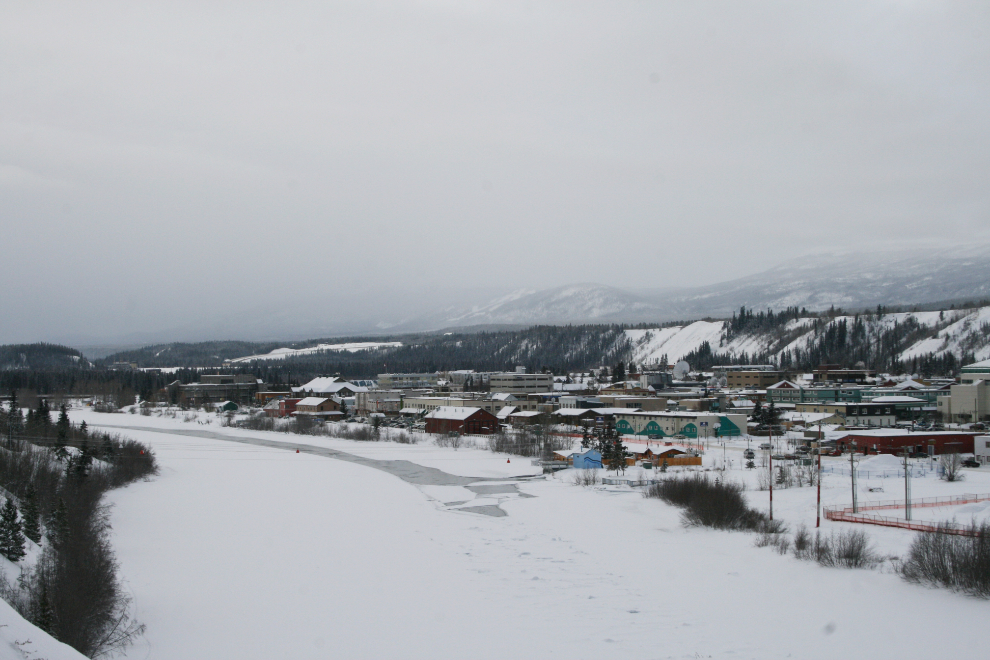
837;431;976;455
424;406;499;435
265;397;302;418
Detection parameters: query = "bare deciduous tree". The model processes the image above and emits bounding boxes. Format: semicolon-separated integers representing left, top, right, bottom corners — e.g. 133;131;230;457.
939;452;964;482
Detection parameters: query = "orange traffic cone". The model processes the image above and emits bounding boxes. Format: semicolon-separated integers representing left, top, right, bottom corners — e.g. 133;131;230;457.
507;459;510;463
296;449;300;453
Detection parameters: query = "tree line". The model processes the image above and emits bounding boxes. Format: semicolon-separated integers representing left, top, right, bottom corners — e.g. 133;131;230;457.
0;394;157;657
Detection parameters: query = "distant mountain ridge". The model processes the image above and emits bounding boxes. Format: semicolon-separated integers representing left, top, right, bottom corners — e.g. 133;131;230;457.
417;245;990;330
70;244;990;349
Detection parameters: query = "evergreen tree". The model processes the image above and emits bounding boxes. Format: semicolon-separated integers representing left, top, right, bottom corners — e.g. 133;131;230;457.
7;391;23;439
609;435;627;474
56;402;70;435
751;399;764;428
79;420;88;437
21;484;41;544
101;434;116;461
613;362;625;383
45;499;68;546
53;426;69;463
765;401;781;430
0;497;26;562
36;398;51;429
72;439;93;479
659;458;668;473
32;584;56;636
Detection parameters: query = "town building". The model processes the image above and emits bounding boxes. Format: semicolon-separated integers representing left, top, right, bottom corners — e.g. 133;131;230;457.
377;373;440;389
264;397;301;418
726;370;782;389
813;365;874;384
355;390;403;415
832;430;977;455
293;377;368;398
424;407;499;435
937;360;990;423
171;374;263;406
793;400;915;427
294;397;342;418
613;411;746;438
766;381;865;405
975;435;990;464
490;369;554;394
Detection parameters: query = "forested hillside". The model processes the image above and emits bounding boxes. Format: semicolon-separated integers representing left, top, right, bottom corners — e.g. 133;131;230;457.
0;343;89;370
100;326;632;378
11;302;987;392
632;304;990;376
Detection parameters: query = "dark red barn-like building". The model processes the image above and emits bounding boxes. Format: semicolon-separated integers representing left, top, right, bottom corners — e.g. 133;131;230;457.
837;431;976;455
424;406;499;435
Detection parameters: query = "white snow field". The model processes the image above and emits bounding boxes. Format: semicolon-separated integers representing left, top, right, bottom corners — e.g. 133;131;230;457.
74;411;990;660
0;598;88;660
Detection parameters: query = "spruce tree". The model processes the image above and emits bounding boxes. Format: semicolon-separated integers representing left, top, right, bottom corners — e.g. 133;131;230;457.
45;499;68;546
7;391;23;440
56;402;70;436
101;434;116;461
660;458;668;473
32;584;56;636
21;484;41;544
72;439;93;480
609;436;627;474
79;420;88;437
53;426;69;463
0;497;26;562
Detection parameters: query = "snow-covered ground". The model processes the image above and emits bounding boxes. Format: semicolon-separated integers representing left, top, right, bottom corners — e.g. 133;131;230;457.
68;410;990;659
0;599;88;660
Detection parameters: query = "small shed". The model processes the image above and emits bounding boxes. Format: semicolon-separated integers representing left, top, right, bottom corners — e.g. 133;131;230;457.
571;449;603;469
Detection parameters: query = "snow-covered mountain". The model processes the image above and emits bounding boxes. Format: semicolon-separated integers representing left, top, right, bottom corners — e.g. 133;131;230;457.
635;245;990;321
626;306;990;367
67;245;990;347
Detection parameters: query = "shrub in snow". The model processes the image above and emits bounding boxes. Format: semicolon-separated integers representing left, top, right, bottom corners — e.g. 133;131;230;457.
573;470;601;487
646;474;778;532
901;522;990;598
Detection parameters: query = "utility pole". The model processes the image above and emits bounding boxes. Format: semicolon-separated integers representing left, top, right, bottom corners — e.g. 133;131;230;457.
816;421;822;528
849;441;858;514
903;449;912;521
769;423;774;521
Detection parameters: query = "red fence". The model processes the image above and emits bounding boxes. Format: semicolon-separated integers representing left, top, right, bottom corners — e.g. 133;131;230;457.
824;493;990;536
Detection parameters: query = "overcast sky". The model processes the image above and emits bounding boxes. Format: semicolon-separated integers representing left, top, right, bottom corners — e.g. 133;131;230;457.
2;1;989;344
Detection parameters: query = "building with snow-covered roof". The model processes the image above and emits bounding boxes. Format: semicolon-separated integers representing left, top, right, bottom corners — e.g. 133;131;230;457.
613;411;746;438
937;379;990;424
424;406;498;435
294;377;368;397
490;372;554;394
767;381;866;405
377;373;440;389
726;370;782;389
961;359;990;384
294;397;342;417
830;430;978;455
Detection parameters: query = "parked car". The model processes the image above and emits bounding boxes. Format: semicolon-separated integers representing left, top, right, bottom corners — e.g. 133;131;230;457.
963;458;981;468
743;449;756;460
758;443;772;450
796;446;811;454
